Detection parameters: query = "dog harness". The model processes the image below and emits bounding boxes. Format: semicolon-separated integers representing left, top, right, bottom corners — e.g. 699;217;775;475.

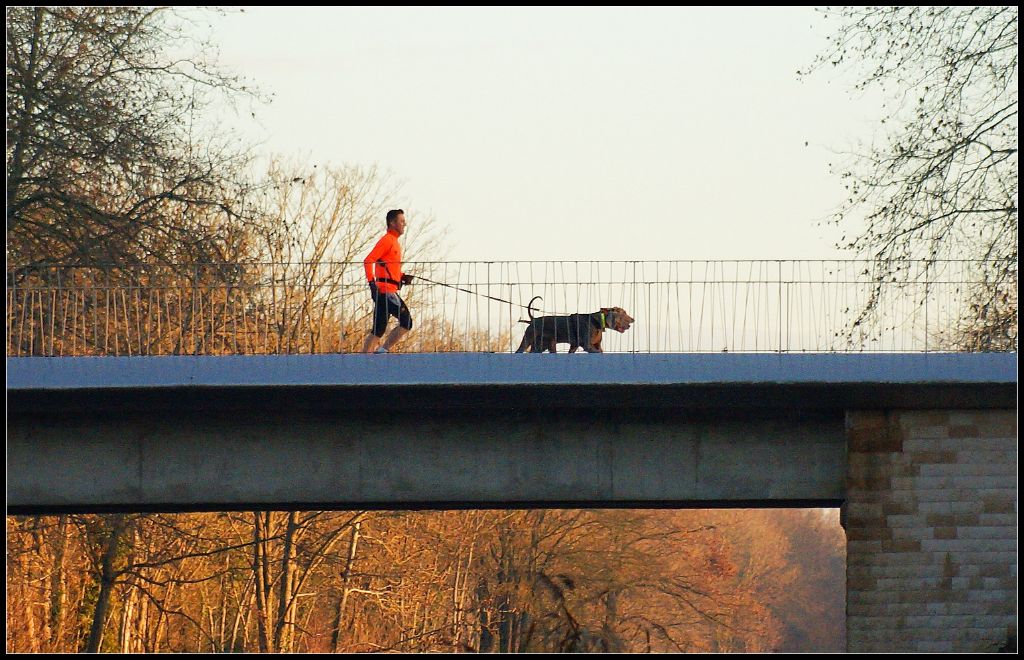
363;228;404;294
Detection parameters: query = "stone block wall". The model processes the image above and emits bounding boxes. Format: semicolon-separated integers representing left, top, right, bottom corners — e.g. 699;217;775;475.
845;410;1017;652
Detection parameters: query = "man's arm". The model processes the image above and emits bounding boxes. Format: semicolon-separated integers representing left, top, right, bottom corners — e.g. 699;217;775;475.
363;235;390;282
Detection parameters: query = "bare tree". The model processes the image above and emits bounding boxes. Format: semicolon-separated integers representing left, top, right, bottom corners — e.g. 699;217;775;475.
6;7;264;274
247;160;446;353
8;507;848;652
802;7;1017;348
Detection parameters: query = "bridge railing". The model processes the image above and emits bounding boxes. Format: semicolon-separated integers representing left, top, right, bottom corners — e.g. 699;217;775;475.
5;259;1017;356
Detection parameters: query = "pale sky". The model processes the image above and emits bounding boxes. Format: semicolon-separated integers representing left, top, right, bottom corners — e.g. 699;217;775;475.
199;6;884;262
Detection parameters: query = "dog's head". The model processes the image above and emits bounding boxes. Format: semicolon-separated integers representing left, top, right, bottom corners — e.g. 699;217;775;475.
601;307;634;333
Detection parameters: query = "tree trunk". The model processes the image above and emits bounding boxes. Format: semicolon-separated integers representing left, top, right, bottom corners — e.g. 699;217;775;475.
229;572;253;653
119;580;135;653
275;511;298;652
85;514;128;653
152;581;171;653
252;511;274;653
602;589;623;652
217;555;229;652
19;526;40;652
48;515;69;648
137;587;150;652
331;519;361;653
477;577;493;653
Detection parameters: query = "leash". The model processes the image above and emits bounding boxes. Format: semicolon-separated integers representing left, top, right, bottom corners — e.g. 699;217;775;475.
408;275;546;321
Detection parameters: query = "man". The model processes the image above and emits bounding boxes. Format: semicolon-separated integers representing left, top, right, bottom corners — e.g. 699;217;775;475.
361;209;414;353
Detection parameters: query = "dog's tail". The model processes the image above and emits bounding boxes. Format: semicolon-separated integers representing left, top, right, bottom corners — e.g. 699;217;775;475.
518;295;543;323
516;294;540;323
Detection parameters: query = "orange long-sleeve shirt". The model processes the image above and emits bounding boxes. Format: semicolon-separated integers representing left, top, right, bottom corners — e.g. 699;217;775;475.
363;228;404;294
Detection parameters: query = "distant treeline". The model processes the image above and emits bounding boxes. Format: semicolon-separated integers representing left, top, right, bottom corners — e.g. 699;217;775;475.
6;508;845;653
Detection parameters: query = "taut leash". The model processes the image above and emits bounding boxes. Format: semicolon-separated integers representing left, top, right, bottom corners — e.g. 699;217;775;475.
408;275;546;321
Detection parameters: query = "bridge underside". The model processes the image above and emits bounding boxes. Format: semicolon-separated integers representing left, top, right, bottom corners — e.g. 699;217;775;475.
9;405;845;513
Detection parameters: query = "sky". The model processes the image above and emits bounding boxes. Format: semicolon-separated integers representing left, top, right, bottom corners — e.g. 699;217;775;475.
197;6;885;262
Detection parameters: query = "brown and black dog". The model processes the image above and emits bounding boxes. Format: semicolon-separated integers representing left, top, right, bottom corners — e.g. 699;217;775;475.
515;307;634;353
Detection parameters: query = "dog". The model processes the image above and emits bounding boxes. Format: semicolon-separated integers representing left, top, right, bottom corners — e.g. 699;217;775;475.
515;307;634;353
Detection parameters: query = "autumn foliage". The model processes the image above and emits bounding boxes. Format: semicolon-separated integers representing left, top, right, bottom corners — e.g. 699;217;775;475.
6;509;844;652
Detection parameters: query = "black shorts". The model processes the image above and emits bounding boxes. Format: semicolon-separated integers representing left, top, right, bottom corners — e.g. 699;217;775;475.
372;289;413;337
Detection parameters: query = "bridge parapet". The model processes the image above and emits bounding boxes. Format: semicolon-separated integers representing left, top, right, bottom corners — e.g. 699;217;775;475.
7;259;1016;355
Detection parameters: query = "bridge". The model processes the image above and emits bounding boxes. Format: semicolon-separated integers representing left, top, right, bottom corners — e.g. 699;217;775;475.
7;352;1013;512
5;259;1018;652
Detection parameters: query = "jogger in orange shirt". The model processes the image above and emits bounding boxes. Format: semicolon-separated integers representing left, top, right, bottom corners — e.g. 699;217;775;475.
361;209;414;353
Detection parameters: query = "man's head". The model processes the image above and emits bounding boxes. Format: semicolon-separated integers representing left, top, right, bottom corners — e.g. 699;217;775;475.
386;209;406;236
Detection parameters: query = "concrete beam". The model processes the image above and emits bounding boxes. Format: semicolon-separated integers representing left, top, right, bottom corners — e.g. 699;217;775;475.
8;408;845;513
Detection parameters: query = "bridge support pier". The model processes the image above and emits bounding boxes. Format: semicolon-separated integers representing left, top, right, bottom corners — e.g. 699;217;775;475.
845;409;1017;652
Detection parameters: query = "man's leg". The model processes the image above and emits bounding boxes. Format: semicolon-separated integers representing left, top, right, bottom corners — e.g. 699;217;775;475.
379;298;413;351
380;325;409;351
363;292;390;352
361;331;381;353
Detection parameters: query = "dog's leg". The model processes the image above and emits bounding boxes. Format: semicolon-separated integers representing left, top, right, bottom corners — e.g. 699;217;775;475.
515;330;533;353
532;325;549;353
